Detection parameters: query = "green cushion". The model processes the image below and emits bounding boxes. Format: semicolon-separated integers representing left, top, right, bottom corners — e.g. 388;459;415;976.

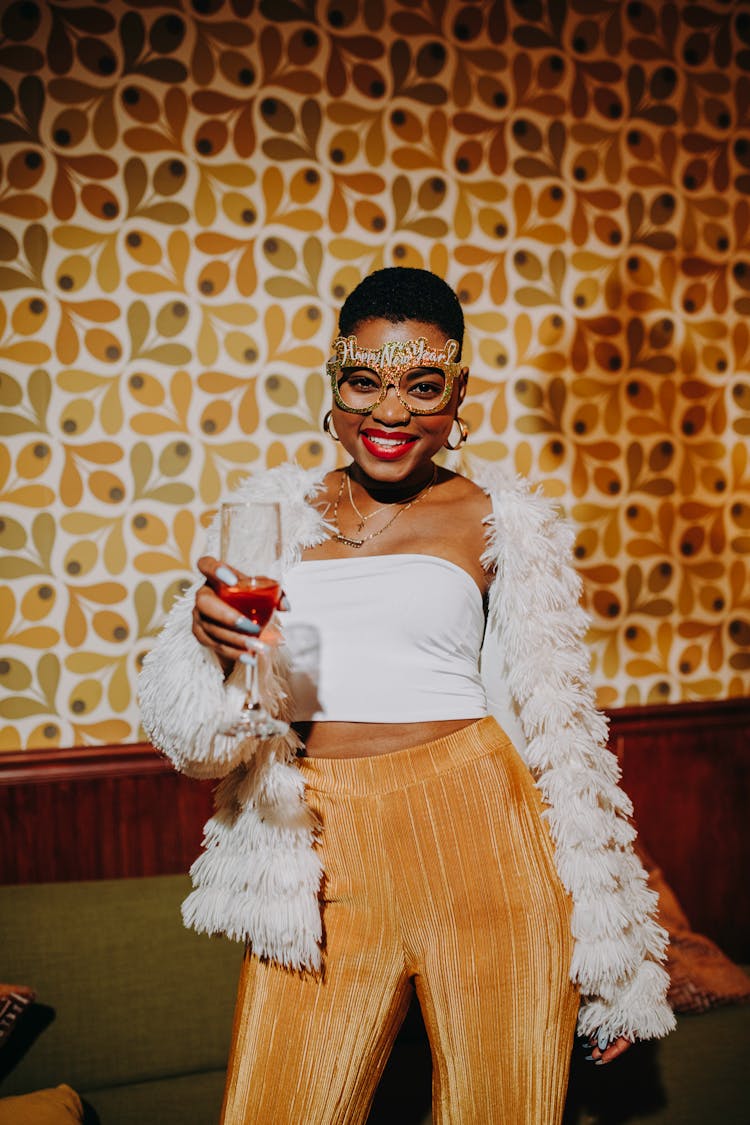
80;1069;226;1125
0;876;240;1097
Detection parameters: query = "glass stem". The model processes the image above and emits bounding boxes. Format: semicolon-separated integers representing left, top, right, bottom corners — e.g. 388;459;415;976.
244;649;262;713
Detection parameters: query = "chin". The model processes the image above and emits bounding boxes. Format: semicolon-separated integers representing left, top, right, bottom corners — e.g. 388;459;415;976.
352;444;437;483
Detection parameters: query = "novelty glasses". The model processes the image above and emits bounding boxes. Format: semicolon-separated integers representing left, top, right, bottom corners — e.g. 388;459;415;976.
327;334;462;415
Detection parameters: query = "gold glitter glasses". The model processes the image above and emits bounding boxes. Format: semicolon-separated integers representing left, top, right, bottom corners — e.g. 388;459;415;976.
327;334;462;415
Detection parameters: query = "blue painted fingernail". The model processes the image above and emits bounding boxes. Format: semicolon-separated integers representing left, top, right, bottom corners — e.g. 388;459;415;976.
597;1031;609;1050
239;652;256;665
235;616;260;635
584;1054;594;1062
216;565;238;584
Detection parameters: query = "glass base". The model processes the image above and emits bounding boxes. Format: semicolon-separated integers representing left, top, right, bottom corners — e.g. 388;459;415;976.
220;709;289;739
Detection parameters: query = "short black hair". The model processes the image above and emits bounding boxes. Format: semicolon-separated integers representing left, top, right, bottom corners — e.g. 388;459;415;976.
338;267;464;356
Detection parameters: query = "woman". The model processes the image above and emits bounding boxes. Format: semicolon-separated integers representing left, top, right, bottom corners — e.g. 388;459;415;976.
139;268;674;1124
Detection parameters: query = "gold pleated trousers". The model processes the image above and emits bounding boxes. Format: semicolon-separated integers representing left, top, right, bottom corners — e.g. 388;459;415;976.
220;717;579;1125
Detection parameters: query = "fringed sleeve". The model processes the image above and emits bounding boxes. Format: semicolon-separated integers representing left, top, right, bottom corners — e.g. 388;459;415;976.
180;742;324;970
137;464;328;967
481;475;675;1043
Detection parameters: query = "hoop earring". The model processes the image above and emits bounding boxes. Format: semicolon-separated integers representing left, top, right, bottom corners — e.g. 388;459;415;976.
323;410;340;442
443;416;468;450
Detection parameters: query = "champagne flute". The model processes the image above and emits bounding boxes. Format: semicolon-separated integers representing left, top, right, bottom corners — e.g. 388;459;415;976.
217;500;288;738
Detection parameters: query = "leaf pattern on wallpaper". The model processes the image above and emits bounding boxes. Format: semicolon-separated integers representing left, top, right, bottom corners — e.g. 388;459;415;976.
0;0;749;748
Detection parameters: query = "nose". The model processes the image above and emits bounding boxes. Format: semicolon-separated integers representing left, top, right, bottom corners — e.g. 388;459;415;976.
371;385;411;426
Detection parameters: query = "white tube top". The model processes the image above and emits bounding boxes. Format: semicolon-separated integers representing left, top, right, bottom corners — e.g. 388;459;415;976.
281;554;488;723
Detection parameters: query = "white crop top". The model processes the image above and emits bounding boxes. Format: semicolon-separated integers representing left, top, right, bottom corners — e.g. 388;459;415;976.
281;554;488;723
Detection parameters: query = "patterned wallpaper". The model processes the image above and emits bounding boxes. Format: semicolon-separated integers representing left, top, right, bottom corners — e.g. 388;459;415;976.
1;0;748;750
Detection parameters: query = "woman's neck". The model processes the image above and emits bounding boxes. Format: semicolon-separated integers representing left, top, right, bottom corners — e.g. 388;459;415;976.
347;462;437;503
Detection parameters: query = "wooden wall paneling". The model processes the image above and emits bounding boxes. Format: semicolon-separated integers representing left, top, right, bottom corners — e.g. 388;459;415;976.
611;698;750;964
0;746;214;884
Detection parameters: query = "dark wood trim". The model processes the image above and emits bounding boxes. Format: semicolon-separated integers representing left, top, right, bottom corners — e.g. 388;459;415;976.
607;695;750;734
0;743;172;785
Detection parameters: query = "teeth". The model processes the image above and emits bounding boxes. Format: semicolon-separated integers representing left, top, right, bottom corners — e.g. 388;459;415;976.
368;435;409;446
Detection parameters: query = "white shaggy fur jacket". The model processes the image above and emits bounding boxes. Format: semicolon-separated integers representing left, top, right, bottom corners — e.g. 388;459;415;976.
138;462;675;1042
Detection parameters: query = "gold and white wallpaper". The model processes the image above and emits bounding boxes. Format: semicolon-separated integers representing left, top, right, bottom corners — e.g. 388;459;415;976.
1;0;748;749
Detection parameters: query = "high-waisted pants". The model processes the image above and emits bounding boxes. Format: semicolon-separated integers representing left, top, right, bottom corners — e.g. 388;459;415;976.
220;717;580;1125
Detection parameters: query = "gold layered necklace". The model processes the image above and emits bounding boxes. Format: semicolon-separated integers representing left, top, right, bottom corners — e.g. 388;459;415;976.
331;465;438;548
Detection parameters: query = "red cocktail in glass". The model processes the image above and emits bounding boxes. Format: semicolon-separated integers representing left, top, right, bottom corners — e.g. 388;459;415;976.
217;501;288;739
219;577;281;630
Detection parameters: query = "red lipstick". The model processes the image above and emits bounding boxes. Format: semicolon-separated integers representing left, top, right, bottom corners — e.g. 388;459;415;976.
361;428;417;461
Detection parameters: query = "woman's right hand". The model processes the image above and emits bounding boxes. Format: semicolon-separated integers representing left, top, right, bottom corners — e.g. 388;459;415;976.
192;556;263;675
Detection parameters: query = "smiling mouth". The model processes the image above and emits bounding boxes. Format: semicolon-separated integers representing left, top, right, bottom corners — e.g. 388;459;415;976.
360;430;417;459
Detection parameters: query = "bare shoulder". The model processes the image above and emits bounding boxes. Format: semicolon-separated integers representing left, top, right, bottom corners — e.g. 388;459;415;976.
437;470;493;521
430;470;494;583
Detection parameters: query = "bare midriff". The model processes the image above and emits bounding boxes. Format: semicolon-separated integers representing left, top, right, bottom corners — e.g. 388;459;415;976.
292;717;480;758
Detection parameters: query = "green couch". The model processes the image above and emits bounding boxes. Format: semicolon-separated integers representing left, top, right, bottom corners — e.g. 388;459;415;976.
0;876;240;1124
1;875;749;1124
